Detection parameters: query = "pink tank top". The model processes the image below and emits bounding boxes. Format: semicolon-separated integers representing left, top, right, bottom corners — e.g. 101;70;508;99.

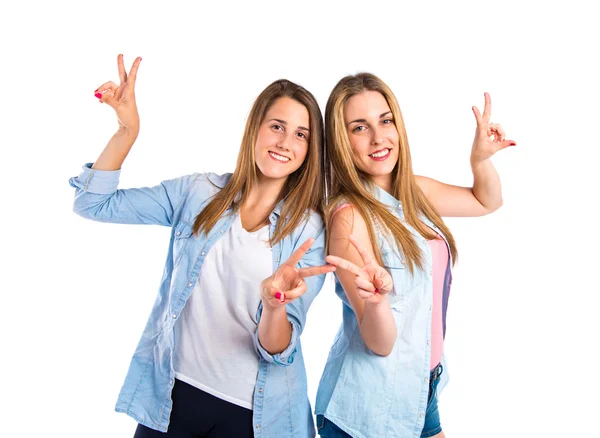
331;204;449;370
427;236;449;370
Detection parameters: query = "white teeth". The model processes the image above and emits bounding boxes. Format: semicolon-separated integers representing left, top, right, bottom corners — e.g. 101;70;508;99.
370;149;390;158
269;152;290;162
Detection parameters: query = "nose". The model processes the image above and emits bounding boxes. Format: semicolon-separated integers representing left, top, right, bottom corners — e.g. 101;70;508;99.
276;133;292;150
371;126;383;146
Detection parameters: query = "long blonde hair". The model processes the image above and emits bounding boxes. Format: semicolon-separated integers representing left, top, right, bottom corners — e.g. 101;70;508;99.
325;73;457;272
193;79;324;245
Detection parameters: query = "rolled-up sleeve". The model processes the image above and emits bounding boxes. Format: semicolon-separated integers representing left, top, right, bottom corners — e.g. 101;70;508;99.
69;163;121;194
69;163;199;227
253;312;300;366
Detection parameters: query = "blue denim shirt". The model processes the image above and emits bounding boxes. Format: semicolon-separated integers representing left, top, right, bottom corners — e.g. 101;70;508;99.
315;186;452;438
69;163;327;437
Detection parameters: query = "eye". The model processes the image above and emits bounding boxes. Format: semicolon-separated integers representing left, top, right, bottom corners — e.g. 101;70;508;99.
382;118;394;125
352;125;367;133
272;124;283;131
296;131;308;140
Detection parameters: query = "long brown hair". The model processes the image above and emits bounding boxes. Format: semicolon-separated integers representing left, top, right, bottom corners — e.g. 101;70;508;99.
325;73;457;272
193;79;324;245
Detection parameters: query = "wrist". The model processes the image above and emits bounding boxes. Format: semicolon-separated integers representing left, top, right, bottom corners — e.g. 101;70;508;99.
116;125;139;141
261;298;286;313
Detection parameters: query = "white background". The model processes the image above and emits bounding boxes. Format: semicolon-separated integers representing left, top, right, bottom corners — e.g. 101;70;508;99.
1;1;598;437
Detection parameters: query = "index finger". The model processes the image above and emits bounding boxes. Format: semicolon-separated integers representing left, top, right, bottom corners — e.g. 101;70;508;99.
325;255;363;277
285;238;315;267
348;234;376;267
117;54;127;84
127;57;142;89
297;264;336;278
482;92;491;122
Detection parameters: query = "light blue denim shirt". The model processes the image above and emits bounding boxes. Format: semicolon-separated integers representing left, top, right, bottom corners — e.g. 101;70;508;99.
69;163;327;437
315;186;452;438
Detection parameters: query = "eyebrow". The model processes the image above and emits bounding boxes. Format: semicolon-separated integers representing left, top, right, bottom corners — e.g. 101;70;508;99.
270;118;310;132
346;111;392;126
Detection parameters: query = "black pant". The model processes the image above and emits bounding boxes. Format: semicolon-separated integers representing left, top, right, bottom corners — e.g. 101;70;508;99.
134;379;254;438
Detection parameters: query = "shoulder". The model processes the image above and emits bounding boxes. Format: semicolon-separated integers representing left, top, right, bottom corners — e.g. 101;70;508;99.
329;204;367;237
176;172;232;198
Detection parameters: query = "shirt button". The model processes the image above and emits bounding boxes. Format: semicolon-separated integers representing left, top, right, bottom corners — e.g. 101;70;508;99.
426;340;430;345
175;231;181;236
424;377;429;383
201;251;206;256
419;412;425;418
188;282;193;287
220;229;225;234
258;388;263;393
169;380;173;385
172;313;177;319
255;424;260;429
275;258;280;263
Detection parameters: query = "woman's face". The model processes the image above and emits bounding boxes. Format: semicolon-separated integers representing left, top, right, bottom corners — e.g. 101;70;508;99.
344;91;399;184
255;97;310;183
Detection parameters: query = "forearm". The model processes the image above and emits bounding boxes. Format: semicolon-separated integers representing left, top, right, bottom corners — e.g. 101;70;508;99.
92;127;139;171
470;158;503;212
258;304;293;355
359;295;397;356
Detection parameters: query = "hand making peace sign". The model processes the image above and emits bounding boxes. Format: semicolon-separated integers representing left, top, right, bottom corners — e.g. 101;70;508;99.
261;238;336;309
470;92;517;166
94;54;142;134
325;235;394;305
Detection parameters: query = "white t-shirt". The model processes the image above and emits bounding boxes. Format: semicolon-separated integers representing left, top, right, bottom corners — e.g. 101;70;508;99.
173;213;272;409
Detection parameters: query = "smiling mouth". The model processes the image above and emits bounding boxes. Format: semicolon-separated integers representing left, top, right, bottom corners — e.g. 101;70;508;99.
269;151;291;162
369;148;391;158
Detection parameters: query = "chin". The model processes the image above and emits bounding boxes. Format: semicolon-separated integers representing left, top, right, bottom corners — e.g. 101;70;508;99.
258;167;296;181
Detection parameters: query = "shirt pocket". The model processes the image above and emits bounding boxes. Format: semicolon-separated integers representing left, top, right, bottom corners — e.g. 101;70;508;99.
173;221;194;268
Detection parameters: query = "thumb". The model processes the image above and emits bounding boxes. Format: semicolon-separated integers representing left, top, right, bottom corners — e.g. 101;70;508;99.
100;90;119;109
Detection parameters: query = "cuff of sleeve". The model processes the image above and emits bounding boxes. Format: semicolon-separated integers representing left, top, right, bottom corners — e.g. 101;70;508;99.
254;319;299;366
68;163;121;194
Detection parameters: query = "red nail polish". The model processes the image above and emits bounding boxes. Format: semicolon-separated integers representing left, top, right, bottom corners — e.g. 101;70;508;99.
95;92;102;99
374;288;380;294
275;292;281;300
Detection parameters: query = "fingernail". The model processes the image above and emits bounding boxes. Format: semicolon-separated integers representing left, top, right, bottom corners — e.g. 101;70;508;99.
94;92;102;99
275;292;281;300
280;293;286;303
374;288;380;294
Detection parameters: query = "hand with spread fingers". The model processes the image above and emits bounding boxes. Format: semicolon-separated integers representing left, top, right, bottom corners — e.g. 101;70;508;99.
470;92;517;166
261;238;336;309
94;54;142;135
326;234;393;305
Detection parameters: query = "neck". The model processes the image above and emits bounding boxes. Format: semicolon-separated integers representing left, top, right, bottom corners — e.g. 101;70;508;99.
371;174;393;194
245;174;287;210
240;175;287;232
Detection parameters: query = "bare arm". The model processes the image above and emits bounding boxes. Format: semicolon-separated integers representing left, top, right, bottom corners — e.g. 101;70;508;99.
416;93;516;217
328;207;396;356
92;54;142;171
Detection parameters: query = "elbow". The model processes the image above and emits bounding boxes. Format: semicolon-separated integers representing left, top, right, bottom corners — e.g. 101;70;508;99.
365;335;397;357
484;198;503;215
371;346;394;357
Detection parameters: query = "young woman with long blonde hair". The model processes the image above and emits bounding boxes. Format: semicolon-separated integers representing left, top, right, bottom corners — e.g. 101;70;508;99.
70;54;334;438
315;73;516;437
